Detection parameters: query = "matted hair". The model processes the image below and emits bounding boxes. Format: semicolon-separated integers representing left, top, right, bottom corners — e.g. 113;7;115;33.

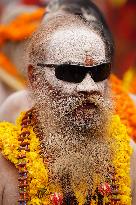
47;0;115;62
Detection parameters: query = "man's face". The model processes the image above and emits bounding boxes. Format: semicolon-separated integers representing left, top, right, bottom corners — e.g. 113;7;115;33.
30;22;111;130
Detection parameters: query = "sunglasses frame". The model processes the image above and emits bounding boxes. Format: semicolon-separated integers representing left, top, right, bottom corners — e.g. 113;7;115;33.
37;62;112;83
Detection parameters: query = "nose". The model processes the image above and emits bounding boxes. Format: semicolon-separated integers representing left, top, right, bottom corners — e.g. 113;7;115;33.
76;74;100;95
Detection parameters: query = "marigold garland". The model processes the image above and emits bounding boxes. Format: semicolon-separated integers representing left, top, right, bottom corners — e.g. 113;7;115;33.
0;112;132;204
0;112;50;205
110;74;136;142
0;8;45;45
109;115;132;204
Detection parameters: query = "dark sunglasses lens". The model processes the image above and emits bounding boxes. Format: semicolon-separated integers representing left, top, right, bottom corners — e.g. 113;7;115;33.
91;63;111;82
55;64;86;83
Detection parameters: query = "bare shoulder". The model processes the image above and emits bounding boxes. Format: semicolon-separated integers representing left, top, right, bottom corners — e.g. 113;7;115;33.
0;152;18;205
0;90;31;123
130;140;136;205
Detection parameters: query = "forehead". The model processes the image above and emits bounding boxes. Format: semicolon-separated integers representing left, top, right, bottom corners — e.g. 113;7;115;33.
46;24;106;65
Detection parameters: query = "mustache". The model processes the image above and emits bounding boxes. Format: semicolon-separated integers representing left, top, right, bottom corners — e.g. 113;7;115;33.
72;96;102;110
55;94;105;116
73;94;103;107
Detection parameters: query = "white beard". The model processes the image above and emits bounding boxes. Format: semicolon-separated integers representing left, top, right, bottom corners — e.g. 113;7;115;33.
32;89;113;196
46;132;113;195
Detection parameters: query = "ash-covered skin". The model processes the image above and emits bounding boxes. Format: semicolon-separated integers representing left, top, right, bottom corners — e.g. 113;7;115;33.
27;14;113;199
47;26;105;65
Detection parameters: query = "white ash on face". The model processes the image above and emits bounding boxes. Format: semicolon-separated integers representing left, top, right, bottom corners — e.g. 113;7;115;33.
27;13;114;199
46;25;106;65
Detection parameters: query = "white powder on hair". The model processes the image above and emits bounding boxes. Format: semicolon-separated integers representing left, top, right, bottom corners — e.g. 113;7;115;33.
46;25;106;65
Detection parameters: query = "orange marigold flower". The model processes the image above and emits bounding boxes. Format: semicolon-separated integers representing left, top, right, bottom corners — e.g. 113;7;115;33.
0;8;45;45
110;74;136;142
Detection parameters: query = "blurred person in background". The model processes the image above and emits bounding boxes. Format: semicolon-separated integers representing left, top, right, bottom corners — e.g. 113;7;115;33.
0;0;46;114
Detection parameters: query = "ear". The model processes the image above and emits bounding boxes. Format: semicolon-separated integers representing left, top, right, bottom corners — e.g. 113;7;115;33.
28;64;35;85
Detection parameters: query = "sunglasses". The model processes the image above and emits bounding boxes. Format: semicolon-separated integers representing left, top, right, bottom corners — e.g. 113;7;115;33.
37;63;111;83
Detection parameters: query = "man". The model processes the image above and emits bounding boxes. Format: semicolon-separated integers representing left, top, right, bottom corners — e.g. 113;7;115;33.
0;0;135;204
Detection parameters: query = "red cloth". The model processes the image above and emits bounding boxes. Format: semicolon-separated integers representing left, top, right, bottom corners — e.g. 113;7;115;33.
106;1;136;77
